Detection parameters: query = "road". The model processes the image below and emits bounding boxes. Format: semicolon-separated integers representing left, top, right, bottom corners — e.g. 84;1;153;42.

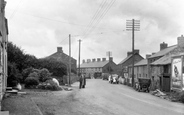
34;79;184;115
69;79;184;115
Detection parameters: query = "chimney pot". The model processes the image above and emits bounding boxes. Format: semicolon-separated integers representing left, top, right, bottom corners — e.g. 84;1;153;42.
57;47;63;53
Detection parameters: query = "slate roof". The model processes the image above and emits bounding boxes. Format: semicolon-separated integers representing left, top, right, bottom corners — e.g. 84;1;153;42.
151;55;172;65
134;59;147;66
80;60;109;68
118;54;132;65
149;45;177;58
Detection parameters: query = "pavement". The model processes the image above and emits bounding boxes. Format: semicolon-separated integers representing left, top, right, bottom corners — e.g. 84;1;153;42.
1;79;184;115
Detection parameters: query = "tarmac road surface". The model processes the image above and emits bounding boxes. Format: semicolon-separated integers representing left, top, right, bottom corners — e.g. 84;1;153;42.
33;79;184;115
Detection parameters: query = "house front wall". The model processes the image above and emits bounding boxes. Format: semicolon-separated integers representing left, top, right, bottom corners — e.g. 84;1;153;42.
118;54;143;77
81;67;103;78
0;0;7;111
150;65;163;90
102;61;117;74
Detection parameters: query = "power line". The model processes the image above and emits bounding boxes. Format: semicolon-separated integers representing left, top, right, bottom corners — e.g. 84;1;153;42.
82;0;109;39
10;0;24;19
8;10;116;31
82;0;107;37
85;0;116;39
83;0;116;39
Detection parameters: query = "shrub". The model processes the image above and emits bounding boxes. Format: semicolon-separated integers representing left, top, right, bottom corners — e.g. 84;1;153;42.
7;62;20;87
39;68;52;82
28;72;39;78
179;91;184;103
25;77;39;88
22;67;34;82
44;79;61;91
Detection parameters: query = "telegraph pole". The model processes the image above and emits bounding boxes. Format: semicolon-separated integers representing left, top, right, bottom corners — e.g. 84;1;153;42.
68;34;71;86
106;51;112;74
78;39;82;75
126;19;140;87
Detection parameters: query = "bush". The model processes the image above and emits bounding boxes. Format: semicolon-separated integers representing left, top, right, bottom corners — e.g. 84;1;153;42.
7;62;20;87
179;91;184;103
44;79;61;91
39;68;52;82
28;72;39;78
25;77;39;88
22;67;34;82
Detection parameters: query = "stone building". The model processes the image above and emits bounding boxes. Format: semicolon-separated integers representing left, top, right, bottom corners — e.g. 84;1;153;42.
0;0;8;114
117;49;144;78
44;47;77;73
80;57;117;79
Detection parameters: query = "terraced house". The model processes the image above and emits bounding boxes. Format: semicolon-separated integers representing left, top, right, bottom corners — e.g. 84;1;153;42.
80;57;117;79
128;35;184;92
0;0;8;114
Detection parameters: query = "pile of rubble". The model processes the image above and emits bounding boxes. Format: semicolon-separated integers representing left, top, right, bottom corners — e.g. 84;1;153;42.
151;89;181;102
151;89;169;100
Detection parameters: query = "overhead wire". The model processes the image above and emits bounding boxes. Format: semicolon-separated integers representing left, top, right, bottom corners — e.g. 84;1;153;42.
10;0;23;19
82;0;108;39
7;10;119;31
86;0;116;37
82;0;116;39
84;0;116;39
81;0;107;37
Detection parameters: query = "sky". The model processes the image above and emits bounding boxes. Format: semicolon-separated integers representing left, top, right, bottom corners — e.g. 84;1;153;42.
5;0;184;64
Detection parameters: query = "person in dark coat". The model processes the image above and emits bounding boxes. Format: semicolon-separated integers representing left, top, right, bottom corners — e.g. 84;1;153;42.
82;74;86;88
79;73;83;89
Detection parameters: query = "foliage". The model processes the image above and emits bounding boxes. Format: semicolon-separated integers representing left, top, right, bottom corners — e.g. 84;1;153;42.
38;58;67;77
24;77;39;88
22;67;34;82
179;91;184;103
7;41;68;84
7;42;26;72
39;68;52;82
7;62;20;87
38;79;61;91
28;72;39;78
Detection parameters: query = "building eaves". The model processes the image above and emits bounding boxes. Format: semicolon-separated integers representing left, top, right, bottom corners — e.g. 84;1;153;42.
149;45;177;59
118;54;132;65
151;54;172;65
134;59;147;66
80;61;109;68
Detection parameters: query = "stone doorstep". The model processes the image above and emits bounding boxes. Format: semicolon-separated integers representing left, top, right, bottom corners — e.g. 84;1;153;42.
0;111;9;115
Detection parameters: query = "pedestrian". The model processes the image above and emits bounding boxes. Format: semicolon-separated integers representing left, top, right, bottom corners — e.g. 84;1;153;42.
82;74;86;88
79;73;83;89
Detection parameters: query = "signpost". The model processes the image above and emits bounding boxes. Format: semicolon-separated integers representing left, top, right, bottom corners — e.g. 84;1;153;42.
171;55;184;91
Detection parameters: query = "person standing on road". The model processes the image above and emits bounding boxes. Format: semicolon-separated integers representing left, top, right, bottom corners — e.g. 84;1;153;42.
79;73;83;89
82;73;86;88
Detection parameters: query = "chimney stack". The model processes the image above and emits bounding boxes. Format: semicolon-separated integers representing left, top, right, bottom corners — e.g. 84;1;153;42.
177;35;184;47
160;42;168;50
146;54;151;59
57;47;63;53
109;57;113;62
82;59;85;63
87;59;91;63
92;58;96;62
102;58;106;61
127;49;139;56
97;58;101;62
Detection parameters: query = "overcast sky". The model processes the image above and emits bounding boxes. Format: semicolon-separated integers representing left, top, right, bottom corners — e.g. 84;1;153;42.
5;0;184;64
